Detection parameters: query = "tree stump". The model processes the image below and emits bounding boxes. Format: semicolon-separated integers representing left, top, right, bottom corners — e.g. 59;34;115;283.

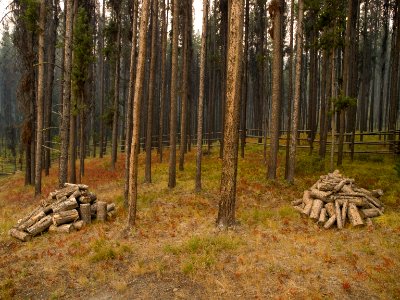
97;201;107;222
79;203;91;224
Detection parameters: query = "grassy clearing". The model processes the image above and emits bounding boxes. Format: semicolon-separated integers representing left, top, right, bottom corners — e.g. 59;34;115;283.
0;142;399;299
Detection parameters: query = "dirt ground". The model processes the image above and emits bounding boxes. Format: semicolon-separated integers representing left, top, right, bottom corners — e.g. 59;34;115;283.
1;147;399;299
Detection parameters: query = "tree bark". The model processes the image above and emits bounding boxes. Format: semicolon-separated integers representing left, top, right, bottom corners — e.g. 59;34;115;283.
35;0;47;195
216;0;244;228
168;0;179;188
127;0;150;228
124;0;139;206
287;0;304;183
267;0;284;180
145;0;159;183
195;0;208;192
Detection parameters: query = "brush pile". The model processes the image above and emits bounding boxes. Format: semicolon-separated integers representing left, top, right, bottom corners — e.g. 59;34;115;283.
292;170;384;229
9;183;116;242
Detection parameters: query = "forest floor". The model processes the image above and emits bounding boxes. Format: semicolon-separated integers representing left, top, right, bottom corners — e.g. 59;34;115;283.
1;141;400;299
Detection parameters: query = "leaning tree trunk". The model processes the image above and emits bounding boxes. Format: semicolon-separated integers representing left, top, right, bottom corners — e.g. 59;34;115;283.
168;0;179;188
267;0;283;180
217;0;244;228
195;0;208;192
127;0;150;228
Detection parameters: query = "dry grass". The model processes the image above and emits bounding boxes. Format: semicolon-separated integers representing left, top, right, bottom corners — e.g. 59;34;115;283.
1;143;400;299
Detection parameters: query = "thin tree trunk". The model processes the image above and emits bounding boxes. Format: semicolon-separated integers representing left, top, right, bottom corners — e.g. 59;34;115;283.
111;11;121;170
145;0;159;183
99;0;105;158
284;0;294;179
127;0;150;228
240;0;249;159
59;0;73;187
195;0;208;192
124;0;139;207
267;0;283;180
168;0;179;188
158;0;168;163
287;0;304;183
35;0;46;195
179;0;190;171
217;0;243;228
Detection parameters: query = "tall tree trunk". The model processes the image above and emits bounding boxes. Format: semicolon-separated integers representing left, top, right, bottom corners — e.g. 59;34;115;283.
127;0;150;228
158;0;168;162
44;0;58;176
99;0;105;158
216;0;244;228
219;0;228;159
124;0;139;207
195;0;208;192
145;0;159;183
240;0;249;159
287;0;304;183
59;0;73;187
388;1;400;148
168;0;179;188
267;0;283;180
35;0;46;195
179;0;191;171
111;11;121;170
284;0;294;179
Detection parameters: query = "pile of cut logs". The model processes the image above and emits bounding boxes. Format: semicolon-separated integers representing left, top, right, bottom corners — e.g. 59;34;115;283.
292;170;384;229
9;183;116;242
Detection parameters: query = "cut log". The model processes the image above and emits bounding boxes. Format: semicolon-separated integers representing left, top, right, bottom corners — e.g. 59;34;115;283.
317;208;327;226
107;211;116;219
17;210;46;231
333;179;352;193
97;201;107;222
56;186;79;200
79;196;92;204
325;203;336;217
52;209;79;226
107;203;115;212
91;203;97;218
49;224;75;233
301;200;313;217
347;203;364;227
371;189;384;198
310;199;323;221
310;189;331;202
335;200;343;229
69;189;81;200
9;229;32;242
79;203;91;224
291;199;303;206
341;184;354;194
73;220;85;230
341;200;349;227
64;183;89;190
302;190;313;205
293;205;304;214
324;215;336;229
335;197;368;207
27;215;53;236
365;218;374;229
52;197;78;213
361;208;381;218
14;206;43;228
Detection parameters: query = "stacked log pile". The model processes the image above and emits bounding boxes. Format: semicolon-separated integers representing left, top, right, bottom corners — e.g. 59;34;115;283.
9;183;116;242
292;170;384;229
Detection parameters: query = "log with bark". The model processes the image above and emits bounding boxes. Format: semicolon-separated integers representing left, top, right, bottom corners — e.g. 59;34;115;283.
292;170;385;229
9;183;117;241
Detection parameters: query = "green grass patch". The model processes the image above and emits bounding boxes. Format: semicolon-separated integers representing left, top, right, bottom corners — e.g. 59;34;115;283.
164;234;243;273
90;239;132;263
375;212;400;230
